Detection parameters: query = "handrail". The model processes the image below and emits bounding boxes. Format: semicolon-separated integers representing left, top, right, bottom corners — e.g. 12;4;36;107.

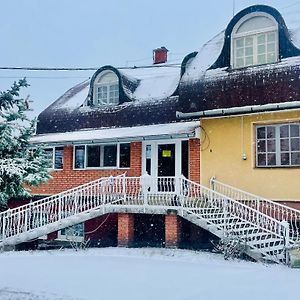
0;174;126;241
210;178;299;243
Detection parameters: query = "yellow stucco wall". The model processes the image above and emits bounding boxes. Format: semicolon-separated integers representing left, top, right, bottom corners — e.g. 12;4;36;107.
200;109;300;201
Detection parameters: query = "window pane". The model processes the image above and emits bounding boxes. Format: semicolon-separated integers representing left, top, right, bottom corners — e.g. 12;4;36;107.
291;153;300;165
257;153;266;166
257;54;266;64
257;140;266;153
267;43;275;53
280;139;290;151
280;125;289;138
257;44;266;55
257;127;266;139
267;32;275;42
267;127;275;138
103;145;117;167
236;38;244;48
120;143;130;168
267;153;276;166
245;56;253;66
290;125;300;137
75;146;85;169
291;138;300;151
245;37;253;46
87;146;100;167
257;34;266;44
44;148;53;168
54;147;64;169
235;58;244;68
236;48;244;57
267;139;276;152
267;53;276;63
281;153;290;166
245;47;253;56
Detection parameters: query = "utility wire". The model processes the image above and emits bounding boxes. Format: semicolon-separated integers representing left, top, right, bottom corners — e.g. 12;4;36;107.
0;63;181;72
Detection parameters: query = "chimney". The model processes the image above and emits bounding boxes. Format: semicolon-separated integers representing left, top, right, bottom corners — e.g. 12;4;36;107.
153;46;168;64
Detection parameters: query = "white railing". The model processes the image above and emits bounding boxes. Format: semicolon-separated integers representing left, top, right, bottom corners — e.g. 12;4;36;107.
210;178;300;244
0;174;126;242
0;174;295;263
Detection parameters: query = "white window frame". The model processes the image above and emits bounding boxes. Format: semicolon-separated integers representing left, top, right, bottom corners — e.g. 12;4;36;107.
44;146;64;170
256;123;300;168
73;143;130;170
231;12;279;69
93;71;119;106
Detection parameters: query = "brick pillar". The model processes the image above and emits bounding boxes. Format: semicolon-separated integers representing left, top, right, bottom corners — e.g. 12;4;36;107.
118;213;134;247
128;142;142;177
64;145;73;171
189;138;200;183
165;213;181;248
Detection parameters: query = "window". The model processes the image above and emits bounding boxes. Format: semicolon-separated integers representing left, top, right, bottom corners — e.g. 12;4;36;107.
93;71;119;106
44;147;64;169
256;123;300;167
232;14;278;68
74;143;130;169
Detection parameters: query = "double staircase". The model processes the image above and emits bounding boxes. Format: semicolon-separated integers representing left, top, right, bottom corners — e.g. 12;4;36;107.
0;174;299;264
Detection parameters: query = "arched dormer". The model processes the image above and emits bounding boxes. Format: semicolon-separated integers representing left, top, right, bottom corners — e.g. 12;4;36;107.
93;71;119;106
210;5;300;70
231;12;278;68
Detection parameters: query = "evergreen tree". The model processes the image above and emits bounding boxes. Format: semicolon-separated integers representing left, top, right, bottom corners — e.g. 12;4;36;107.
0;79;50;211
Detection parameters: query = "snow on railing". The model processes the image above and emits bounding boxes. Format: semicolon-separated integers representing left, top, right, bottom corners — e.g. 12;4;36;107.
0;174;126;242
210;178;299;243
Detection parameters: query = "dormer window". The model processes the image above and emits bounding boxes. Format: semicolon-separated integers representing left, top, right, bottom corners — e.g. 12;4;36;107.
93;71;119;106
232;13;278;68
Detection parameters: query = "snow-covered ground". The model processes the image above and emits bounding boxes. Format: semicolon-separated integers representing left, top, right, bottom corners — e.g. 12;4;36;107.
0;248;299;300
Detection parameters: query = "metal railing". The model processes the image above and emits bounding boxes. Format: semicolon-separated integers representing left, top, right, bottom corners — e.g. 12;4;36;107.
0;174;297;263
210;178;300;243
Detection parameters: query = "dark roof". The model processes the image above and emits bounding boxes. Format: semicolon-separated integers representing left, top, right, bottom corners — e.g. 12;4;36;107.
178;5;300;115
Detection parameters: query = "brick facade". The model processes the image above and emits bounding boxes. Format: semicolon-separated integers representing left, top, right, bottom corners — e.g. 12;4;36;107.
165;213;181;248
117;213;134;247
31;142;142;196
189;138;200;183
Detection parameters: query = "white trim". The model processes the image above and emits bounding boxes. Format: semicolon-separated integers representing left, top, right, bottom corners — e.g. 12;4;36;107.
231;12;279;69
73;142;130;170
44;146;64;171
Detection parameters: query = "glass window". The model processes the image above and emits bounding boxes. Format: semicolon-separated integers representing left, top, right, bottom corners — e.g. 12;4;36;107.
120;143;130;168
82;143;130;169
74;146;85;169
256;123;300;167
87;145;101;168
232;15;278;68
44;148;53;168
102;145;117;167
93;72;119;106
54;147;64;169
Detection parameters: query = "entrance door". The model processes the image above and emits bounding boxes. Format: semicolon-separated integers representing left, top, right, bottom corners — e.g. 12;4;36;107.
157;144;175;177
142;140;184;192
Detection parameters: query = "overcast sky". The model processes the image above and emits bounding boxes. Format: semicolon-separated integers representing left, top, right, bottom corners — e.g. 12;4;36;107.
0;0;299;117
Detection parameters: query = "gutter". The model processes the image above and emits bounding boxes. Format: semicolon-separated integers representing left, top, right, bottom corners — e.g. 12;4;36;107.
176;101;300;119
30;132;196;147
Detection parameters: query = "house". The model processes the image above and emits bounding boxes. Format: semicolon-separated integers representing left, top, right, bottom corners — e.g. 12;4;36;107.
3;5;300;263
177;4;300;209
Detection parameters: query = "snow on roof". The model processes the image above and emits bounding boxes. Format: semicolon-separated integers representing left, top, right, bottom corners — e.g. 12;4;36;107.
119;66;180;102
30;121;199;145
282;10;300;49
181;31;225;83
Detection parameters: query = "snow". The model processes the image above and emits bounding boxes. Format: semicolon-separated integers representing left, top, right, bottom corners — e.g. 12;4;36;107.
0;247;299;300
120;66;180;102
30;121;199;145
59;82;90;110
181;31;225;83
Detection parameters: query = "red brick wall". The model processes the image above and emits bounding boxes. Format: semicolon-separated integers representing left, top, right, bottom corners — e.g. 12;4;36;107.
189;138;200;183
117;213;134;247
165;213;181;248
31;142;142;196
